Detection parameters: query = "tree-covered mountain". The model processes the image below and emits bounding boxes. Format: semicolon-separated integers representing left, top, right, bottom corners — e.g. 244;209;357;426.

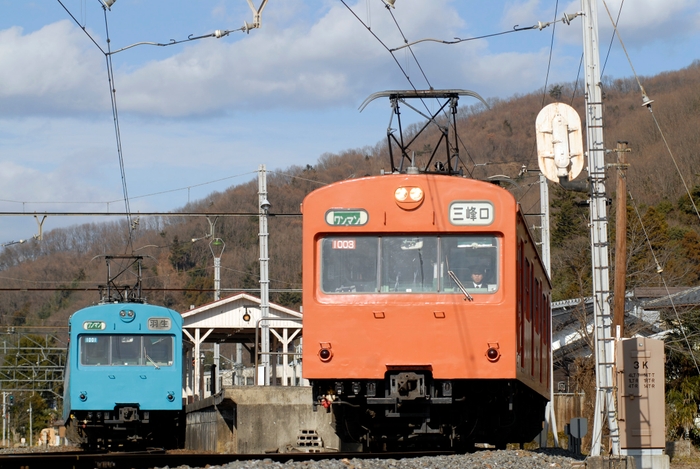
1;61;699;329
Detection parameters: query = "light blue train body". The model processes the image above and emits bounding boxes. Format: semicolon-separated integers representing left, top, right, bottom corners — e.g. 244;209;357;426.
63;302;184;449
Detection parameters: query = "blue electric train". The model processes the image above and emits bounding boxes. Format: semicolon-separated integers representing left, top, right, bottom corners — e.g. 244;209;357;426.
62;301;185;449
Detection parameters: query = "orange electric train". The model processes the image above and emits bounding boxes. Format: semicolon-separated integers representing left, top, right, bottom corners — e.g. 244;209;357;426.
301;168;551;450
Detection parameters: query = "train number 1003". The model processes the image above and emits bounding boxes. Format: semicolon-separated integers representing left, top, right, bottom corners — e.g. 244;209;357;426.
332;239;356;250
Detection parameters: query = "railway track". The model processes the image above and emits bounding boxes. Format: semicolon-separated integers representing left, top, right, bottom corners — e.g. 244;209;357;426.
0;449;456;469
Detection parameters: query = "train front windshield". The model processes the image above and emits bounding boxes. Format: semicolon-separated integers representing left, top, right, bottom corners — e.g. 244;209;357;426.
80;334;174;367
321;235;499;294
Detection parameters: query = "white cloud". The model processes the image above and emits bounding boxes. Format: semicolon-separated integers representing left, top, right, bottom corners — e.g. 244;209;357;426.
1;0;698;120
0;21;107;115
0;1;475;118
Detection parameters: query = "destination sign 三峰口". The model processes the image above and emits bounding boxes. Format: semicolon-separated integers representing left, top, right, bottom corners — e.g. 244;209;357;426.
449;201;494;226
325;209;368;226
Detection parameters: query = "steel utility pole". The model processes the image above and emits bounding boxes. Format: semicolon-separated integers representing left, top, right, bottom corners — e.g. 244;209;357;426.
258;165;271;385
581;0;620;456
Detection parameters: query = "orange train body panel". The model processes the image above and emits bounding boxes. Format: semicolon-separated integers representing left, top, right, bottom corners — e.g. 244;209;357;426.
301;172;551;448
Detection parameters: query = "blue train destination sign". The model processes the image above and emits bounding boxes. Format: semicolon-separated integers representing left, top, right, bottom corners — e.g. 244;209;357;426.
148;317;172;330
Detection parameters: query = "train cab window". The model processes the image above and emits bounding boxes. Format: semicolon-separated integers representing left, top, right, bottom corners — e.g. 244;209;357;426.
80;336;110;365
144;336;174;366
321;237;379;293
442;236;499;293
319;234;499;295
79;334;174;367
380;237;438;293
112;336;142;366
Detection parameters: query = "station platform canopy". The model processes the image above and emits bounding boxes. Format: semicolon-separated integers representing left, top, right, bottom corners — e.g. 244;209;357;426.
181;293;303;398
181;292;302;345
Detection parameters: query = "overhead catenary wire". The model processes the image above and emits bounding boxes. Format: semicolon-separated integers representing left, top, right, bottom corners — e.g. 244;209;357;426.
58;0;269;57
379;3;579;176
100;5;134;252
339;0;421;93
0;171;258;209
600;0;650;104
341;1;485;174
599;0;700;226
340;1;465;172
569;54;584;106
628;191;700;376
341;1;582;200
386;13;582;53
386;8;432;92
55;0;270;255
539;0;560;109
518;1;586;213
343;1;578;257
600;0;625;77
341;0;454;142
603;0;700;375
0;262;301;292
516;0;563;196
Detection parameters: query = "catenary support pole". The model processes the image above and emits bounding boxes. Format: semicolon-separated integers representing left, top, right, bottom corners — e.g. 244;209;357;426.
581;0;620;455
258;165;271;385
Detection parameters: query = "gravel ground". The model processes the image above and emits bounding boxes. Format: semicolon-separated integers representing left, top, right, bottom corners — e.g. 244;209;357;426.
155;449;585;469
4;445;700;468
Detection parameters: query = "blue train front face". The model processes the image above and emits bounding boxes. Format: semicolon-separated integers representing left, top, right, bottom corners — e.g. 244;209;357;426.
64;302;183;445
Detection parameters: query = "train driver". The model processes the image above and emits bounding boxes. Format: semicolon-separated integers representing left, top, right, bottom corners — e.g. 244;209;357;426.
470;266;487;289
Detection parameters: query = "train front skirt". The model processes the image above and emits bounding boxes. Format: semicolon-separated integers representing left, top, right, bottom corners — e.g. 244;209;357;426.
312;372;547;451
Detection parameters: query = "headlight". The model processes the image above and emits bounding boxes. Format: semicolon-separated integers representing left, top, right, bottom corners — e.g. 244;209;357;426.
394;185;425;209
409;187;424;201
394;187;408;201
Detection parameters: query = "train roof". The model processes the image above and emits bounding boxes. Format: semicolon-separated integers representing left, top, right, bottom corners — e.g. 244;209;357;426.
68;302;183;326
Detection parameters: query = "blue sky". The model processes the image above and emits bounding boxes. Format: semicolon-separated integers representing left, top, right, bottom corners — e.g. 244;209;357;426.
1;0;699;244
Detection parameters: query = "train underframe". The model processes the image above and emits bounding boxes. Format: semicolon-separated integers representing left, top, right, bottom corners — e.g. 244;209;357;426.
312;371;547;451
66;405;185;450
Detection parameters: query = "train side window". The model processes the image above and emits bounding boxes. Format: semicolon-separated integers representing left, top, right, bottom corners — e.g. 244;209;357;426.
112;335;143;366
80;335;110;366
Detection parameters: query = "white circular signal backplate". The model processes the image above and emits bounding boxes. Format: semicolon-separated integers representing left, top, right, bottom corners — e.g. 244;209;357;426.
535;103;584;183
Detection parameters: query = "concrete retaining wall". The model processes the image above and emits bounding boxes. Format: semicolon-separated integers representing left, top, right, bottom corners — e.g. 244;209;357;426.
186;386;339;453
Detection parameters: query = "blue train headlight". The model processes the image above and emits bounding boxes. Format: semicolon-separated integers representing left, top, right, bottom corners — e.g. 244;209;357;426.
167;392;175;402
79;392;88;401
119;309;136;322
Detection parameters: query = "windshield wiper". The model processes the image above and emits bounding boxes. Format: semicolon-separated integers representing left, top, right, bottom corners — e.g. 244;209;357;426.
144;350;160;369
448;270;473;302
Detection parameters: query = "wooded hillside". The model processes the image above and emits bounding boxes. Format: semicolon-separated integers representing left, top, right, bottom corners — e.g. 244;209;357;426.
1;60;699;327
